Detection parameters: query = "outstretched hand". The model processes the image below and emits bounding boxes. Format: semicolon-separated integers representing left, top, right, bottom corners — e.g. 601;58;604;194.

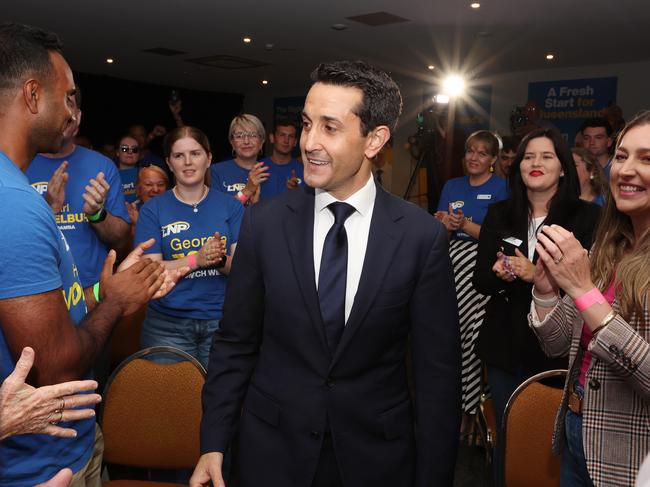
46;161;69;213
0;347;100;441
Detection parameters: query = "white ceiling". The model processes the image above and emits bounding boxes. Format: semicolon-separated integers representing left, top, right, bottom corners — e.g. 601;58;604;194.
4;0;650;95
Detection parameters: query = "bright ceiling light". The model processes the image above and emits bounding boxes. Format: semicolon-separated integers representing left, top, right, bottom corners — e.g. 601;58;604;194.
428;65;435;70
243;37;252;44
106;58;114;64
262;80;269;85
546;53;555;60
471;2;481;8
442;75;466;97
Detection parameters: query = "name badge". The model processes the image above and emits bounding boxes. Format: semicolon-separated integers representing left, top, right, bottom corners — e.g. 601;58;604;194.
503;236;523;247
477;194;492;200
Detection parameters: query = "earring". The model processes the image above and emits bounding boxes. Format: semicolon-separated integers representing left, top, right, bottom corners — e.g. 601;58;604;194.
490;165;494;173
589;174;595;180
231;149;237;158
560;171;565;177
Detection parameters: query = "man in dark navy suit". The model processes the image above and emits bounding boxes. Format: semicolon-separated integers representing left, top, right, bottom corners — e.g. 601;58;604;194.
191;60;461;487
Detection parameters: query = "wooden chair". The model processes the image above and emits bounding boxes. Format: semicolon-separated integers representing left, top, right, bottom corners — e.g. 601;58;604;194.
500;369;567;487
100;346;206;486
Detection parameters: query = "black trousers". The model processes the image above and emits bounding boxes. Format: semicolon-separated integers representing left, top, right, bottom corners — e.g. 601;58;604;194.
310;433;343;487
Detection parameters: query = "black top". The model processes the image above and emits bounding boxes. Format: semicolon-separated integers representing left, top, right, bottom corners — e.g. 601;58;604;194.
473;198;601;375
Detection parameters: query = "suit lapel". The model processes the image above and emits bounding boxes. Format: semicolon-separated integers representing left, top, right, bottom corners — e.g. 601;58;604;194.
283;186;330;356
330;186;404;369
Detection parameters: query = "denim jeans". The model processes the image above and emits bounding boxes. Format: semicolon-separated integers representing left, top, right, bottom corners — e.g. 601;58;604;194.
140;306;220;369
560;383;594;487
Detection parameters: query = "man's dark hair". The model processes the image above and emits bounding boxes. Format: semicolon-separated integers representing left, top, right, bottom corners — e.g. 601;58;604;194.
501;135;521;153
579;117;613;137
273;117;299;134
0;22;63;92
310;60;403;135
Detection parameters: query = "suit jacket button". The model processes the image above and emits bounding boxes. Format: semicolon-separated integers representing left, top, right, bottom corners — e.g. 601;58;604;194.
310;431;321;439
588;378;601;391
609;344;619;354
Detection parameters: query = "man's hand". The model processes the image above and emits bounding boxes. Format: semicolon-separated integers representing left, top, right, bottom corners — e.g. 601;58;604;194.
197;232;226;268
100;249;165;315
82;172;109;216
286;169;300;190
190;452;226;487
46;161;69;213
116;239;188;300
0;347;100;441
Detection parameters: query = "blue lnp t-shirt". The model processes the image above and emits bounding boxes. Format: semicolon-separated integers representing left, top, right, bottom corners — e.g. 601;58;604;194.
135;189;244;320
210;159;250;196
0;152;93;486
259;156;304;200
437;175;509;241
26;146;131;287
119;167;139;203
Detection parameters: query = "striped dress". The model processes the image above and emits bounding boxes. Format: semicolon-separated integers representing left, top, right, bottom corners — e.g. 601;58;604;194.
450;238;490;414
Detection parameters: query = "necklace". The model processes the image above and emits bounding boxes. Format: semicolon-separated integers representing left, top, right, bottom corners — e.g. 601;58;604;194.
173;185;208;213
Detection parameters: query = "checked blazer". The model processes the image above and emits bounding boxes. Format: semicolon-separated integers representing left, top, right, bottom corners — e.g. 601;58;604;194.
530;293;650;487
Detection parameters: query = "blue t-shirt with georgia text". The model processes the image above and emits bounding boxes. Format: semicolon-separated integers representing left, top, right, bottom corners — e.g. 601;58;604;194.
437;175;509;241
135;189;244;320
26;146;131;287
259;156;304;200
0;152;93;486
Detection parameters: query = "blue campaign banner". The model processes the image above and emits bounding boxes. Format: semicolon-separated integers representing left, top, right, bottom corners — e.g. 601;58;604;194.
528;77;618;140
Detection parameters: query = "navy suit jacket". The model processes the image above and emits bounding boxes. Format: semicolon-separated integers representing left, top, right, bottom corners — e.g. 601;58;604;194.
200;183;461;487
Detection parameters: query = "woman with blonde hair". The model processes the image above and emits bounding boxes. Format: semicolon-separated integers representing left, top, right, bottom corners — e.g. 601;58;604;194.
211;113;269;205
531;111;650;485
571;147;608;206
436;130;509;421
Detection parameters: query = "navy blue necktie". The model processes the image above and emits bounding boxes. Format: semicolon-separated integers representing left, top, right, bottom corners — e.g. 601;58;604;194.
318;202;356;353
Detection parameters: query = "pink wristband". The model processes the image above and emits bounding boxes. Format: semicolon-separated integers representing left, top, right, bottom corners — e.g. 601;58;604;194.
574;288;606;312
236;190;249;204
187;253;199;270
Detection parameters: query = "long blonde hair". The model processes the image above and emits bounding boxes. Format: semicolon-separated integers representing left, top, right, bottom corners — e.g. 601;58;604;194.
590;111;650;323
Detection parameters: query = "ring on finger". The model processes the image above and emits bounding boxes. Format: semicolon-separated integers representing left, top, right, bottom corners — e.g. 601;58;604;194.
60;398;65;411
554;254;565;264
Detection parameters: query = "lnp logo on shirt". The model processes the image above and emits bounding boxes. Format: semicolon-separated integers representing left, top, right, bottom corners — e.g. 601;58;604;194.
450;200;465;211
161;221;191;238
224;182;246;192
31;181;49;195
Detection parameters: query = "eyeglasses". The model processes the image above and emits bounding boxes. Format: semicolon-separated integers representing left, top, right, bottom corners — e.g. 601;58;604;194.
232;132;261;141
119;145;140;154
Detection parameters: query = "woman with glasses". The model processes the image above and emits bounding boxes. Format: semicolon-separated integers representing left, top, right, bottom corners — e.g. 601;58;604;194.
211;114;269;206
135;126;244;367
116;135;141;204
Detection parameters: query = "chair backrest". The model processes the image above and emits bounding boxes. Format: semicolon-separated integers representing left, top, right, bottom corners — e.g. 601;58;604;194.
100;346;206;469
501;369;567;487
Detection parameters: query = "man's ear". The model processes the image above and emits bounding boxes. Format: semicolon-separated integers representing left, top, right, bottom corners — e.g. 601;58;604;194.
364;125;391;160
23;79;41;114
269;133;275;145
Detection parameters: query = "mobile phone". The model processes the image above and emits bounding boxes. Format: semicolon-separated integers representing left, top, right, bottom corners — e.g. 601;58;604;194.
500;237;522;256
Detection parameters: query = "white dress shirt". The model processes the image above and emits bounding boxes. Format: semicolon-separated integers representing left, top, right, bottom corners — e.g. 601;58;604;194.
313;175;376;324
